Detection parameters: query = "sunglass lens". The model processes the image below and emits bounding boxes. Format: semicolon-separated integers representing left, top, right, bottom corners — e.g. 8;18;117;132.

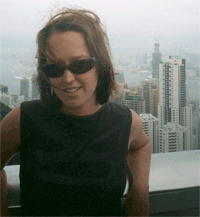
70;59;94;74
43;64;64;78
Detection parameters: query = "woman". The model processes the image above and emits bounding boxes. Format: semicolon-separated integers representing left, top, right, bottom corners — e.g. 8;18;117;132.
1;8;151;216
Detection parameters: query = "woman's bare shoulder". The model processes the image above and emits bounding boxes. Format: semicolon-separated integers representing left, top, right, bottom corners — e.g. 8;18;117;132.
1;105;21;169
1;105;21;124
129;109;141;130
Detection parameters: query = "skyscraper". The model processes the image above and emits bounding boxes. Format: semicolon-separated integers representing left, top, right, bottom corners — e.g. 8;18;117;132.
157;56;191;153
152;83;159;118
141;79;159;117
158;57;186;126
189;99;199;113
152;40;162;78
180;105;193;150
192;109;200;150
32;73;39;100
20;78;29;101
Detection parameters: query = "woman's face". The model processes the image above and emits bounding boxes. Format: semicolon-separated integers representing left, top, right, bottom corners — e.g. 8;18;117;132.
47;31;100;116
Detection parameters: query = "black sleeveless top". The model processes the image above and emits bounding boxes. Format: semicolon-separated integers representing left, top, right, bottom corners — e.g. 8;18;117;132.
20;100;132;216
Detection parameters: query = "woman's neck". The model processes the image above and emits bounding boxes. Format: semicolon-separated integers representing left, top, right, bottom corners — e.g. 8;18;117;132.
60;103;103;117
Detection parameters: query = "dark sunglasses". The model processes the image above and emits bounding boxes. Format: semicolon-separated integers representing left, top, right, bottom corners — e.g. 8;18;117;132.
42;57;96;78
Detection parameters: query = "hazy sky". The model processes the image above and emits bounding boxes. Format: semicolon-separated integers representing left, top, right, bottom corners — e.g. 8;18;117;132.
1;0;200;52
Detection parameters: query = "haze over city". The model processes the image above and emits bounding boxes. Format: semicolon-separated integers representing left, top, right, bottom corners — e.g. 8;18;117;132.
1;0;200;53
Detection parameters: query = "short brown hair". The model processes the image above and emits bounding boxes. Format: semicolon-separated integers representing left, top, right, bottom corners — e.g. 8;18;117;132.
35;7;117;111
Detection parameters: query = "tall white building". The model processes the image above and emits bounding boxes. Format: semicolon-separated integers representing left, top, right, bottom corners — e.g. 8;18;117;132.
180;105;193;150
152;40;162;79
139;113;159;153
157;57;189;153
158;57;186;126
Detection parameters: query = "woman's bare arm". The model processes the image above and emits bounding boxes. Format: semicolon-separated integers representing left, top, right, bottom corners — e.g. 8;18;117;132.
1;105;21;170
122;109;151;217
1;105;21;216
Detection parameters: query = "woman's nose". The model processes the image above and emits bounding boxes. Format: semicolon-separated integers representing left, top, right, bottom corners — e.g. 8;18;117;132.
62;69;76;83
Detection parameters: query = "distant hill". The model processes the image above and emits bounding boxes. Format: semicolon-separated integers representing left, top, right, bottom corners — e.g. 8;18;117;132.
0;102;12;122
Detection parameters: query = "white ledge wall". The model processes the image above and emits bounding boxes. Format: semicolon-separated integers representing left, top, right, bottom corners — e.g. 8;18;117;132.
149;150;199;192
5;150;200;207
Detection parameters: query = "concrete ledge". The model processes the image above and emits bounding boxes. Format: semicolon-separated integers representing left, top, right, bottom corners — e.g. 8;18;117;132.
5;150;199;215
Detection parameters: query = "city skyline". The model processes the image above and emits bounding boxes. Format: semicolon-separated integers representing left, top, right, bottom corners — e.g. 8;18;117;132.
112;56;199;152
1;43;199;100
1;52;199;151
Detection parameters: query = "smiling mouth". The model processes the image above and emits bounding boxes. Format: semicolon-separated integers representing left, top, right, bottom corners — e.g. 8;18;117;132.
63;87;81;93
